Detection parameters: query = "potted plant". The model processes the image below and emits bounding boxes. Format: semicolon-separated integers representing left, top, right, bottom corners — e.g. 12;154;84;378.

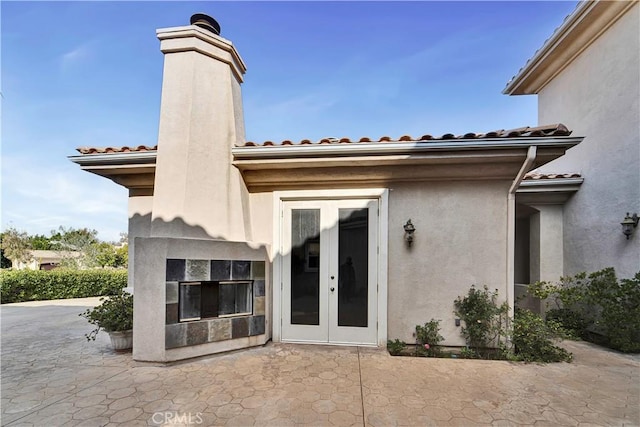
80;290;133;351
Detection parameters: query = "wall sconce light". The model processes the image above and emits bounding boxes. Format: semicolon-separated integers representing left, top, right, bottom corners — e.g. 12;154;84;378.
621;212;639;239
403;219;416;246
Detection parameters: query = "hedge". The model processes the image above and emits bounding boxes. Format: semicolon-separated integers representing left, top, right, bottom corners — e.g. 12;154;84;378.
0;269;128;303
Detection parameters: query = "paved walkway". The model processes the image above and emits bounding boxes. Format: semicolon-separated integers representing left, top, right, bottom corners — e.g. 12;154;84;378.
1;298;639;426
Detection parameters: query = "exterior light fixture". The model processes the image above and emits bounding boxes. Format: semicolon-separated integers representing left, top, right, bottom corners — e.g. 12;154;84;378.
621;212;639;239
403;219;416;246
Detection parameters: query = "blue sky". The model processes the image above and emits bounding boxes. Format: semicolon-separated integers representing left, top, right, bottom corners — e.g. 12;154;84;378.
2;1;579;242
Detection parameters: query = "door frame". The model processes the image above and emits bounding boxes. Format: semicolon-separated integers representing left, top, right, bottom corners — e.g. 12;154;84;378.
272;189;389;347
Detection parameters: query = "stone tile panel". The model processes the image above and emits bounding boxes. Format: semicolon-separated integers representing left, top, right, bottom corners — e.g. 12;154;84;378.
186;321;209;346
166;259;185;281
232;317;250;338
253;280;265;297
249;315;265;336
186;259;210;281
208;318;232;342
165;303;178;324
165;281;179;304
251;261;265;279
232;260;251;280
211;260;232;281
254;296;265;316
165;323;187;349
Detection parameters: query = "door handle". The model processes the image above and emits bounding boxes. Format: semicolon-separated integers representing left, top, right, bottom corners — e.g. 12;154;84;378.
330;287;335;292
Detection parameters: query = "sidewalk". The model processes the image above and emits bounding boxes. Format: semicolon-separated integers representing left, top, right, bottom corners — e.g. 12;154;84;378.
2;298;639;426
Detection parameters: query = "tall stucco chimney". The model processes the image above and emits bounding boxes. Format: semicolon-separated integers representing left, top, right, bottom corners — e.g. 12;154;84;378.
150;14;252;241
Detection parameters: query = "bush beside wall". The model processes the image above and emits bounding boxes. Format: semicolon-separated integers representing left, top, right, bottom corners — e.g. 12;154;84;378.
0;269;127;303
529;268;640;353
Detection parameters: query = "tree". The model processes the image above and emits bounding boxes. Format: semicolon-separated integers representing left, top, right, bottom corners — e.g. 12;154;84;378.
0;228;33;267
115;244;128;268
93;242;117;268
0;226;128;270
49;226;99;251
50;226;99;269
0;249;10;268
29;234;54;250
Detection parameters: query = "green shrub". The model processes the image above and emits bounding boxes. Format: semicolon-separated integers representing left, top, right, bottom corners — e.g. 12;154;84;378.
0;269;127;303
80;290;133;340
387;339;406;356
415;319;444;356
459;346;479;359
454;285;511;357
512;309;572;363
529;268;640;353
545;308;587;339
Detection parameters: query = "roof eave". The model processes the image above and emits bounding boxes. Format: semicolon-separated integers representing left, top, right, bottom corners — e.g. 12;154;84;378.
68;151;157;166
503;0;635;95
518;177;584;191
231;137;583;160
69;152;157;193
517;177;584;205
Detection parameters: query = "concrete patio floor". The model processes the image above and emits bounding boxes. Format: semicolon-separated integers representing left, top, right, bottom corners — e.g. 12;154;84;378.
1;298;639;426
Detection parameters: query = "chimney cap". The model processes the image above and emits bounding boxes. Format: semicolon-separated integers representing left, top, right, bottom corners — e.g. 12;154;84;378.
190;13;221;35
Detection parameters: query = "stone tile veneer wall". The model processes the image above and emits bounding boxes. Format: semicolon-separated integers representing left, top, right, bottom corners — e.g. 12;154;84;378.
165;259;266;349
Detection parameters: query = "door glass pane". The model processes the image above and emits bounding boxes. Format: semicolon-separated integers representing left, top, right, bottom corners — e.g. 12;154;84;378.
179;283;201;321
291;209;320;325
234;282;252;314
338;208;368;327
219;284;235;316
219;281;252;316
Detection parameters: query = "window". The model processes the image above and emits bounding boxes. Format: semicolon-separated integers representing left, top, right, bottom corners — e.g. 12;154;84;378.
305;240;320;272
179;280;252;322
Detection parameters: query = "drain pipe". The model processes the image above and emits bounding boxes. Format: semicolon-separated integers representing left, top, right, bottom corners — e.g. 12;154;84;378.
507;146;537;317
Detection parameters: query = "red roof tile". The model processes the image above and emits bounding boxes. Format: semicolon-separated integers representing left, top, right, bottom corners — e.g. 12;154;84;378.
74;124;572;154
523;172;582;180
238;124;571;147
76;145;157;154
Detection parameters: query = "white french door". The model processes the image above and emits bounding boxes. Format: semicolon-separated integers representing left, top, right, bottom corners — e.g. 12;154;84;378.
281;199;378;345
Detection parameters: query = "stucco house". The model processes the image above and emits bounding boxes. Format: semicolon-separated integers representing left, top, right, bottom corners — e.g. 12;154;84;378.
70;12;585;362
8;250;80;271
506;0;639;290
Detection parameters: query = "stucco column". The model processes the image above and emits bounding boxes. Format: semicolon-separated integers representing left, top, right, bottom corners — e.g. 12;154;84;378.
529;204;564;314
127;191;153;290
150;19;252;242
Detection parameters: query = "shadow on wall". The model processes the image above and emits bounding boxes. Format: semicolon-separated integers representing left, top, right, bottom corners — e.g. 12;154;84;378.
127;213;268;293
129;211;256;244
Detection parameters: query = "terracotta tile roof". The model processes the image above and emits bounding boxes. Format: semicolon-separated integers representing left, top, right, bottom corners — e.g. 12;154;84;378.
76;145;157;155
523;172;582;180
238;124;572;147
74;124;572;154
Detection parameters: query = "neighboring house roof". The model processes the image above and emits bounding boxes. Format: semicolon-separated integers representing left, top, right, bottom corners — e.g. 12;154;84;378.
30;250;80;259
9;250;81;268
504;0;636;95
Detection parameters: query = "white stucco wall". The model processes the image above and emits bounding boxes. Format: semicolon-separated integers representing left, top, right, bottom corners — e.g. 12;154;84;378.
249;192;274;249
529;205;564;284
387;180;511;346
127;195;153;288
537;4;640;279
